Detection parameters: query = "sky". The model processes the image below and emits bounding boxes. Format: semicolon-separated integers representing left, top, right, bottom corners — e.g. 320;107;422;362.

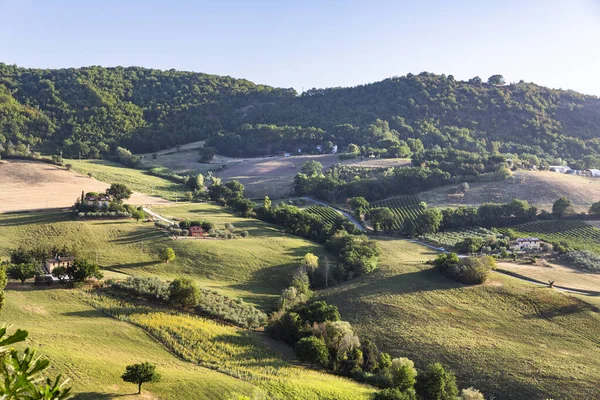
1;0;599;95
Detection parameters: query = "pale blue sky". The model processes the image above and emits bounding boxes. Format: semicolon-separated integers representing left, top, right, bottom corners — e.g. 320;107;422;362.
1;0;599;95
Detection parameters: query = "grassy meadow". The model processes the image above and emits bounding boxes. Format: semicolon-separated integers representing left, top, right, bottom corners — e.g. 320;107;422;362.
68;159;186;200
320;239;600;400
0;203;331;310
2;288;259;399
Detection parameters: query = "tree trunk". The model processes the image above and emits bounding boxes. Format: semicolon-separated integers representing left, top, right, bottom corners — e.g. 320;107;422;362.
138;382;142;394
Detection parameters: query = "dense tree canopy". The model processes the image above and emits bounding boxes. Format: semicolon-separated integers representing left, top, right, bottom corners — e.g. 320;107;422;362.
2;64;600;168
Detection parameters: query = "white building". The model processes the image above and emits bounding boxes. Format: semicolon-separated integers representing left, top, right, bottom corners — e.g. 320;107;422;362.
511;238;542;251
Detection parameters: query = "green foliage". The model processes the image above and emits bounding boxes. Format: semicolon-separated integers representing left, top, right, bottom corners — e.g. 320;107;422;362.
301;253;319;274
121;362;161;394
131;209;146;222
302;160;323;177
389;357;418;392
295;336;329;367
168;278;201;308
416;363;459;400
367;196;424;231
7;263;40;283
106;183;133;202
348;197;369;218
304;205;345;225
460;387;485;400
435;254;495;284
198;146;217;162
368;207;396;232
589;201;600;216
66;259;103;282
0;265;5;312
374;388;417;400
0;326;72;399
160;247;176;263
552;197;573;217
412;209;443;236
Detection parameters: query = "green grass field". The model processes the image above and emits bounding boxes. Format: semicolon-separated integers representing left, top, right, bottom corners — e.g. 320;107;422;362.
0;203;332;310
321;239;600;400
68;159;186;200
2;288;258;399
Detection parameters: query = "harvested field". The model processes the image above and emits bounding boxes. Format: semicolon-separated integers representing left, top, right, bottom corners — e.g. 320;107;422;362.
497;261;600;293
419;171;600;211
0;161;169;212
215;154;410;198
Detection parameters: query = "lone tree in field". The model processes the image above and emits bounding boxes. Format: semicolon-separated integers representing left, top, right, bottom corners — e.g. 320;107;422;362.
416;362;458;400
160;248;176;263
121;362;161;395
295;336;329;367
7;263;39;284
106;183;133;202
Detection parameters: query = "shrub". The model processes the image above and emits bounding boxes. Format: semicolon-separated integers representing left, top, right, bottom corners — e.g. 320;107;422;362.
389;357;417;392
560;250;600;271
460;387;485;400
160;248;176;263
240;230;249;238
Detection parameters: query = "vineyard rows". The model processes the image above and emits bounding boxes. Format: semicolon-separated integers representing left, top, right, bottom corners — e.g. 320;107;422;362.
424;227;503;248
368;196;424;231
305;205;344;224
505;220;600;255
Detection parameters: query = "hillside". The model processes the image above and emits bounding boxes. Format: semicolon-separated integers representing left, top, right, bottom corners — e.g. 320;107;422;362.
0;205;331;310
418;170;600;212
2;64;600;165
320;239;600;400
4;288;374;399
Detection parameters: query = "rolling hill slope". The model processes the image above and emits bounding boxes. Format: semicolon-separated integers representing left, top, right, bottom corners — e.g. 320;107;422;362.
320;239;600;400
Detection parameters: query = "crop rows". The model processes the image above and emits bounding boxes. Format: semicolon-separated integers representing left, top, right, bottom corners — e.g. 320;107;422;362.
424;227;502;248
368;196;424;231
505;220;600;255
305;205;343;224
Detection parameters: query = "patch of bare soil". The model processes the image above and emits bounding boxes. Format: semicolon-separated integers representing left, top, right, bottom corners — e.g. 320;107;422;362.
0;161;169;213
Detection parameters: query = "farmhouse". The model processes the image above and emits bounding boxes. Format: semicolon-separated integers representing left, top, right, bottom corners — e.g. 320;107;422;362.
84;194;110;207
188;226;205;237
44;256;75;273
511;238;542;251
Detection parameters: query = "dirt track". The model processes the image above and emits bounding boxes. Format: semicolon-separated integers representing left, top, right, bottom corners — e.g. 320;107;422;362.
0;161;169;213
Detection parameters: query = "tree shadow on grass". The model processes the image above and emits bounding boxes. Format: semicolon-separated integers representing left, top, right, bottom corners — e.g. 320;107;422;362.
0;212;68;227
61;309;108;318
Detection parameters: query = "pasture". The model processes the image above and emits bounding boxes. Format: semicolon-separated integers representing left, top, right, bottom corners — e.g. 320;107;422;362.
320;239;600;400
2;288;258;399
0;160;168;212
418;170;600;212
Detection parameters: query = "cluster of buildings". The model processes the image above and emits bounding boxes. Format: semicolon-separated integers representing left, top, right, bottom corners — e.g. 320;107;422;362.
548;166;600;177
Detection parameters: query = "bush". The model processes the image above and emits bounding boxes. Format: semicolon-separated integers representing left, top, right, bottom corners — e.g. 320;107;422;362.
560;250;600;271
460;387;485;400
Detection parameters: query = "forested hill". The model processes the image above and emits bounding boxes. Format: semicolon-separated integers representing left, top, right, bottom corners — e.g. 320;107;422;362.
2;63;600;165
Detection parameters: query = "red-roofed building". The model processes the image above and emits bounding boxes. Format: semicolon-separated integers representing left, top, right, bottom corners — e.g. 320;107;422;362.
188;226;205;237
